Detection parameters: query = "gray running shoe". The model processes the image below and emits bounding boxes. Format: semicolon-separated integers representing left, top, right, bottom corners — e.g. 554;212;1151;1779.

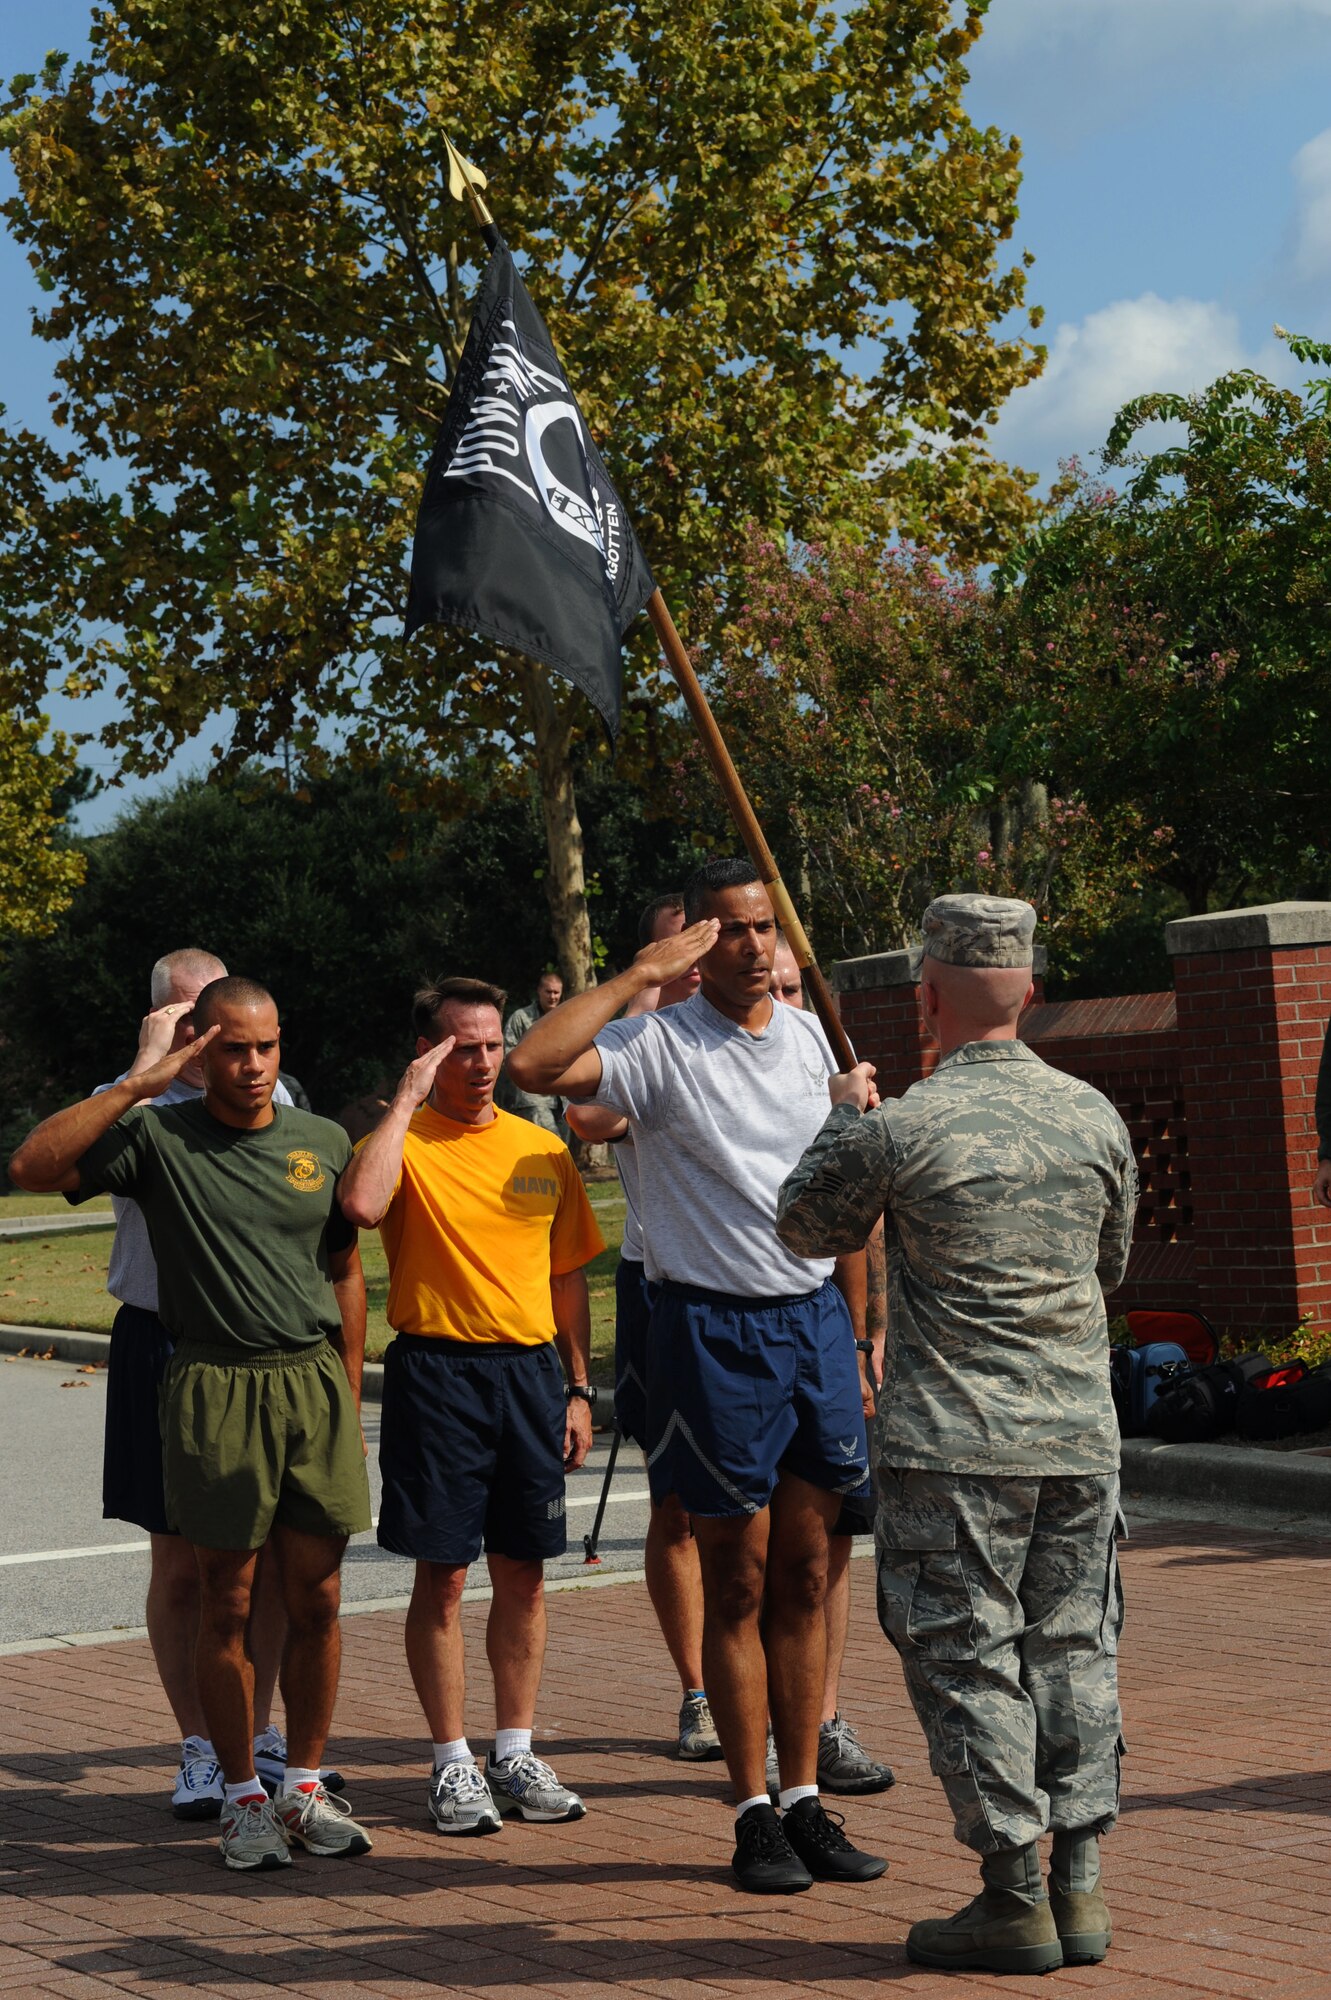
276;1782;373;1858
219;1792;291;1872
253;1723;345;1796
429;1758;503;1835
172;1737;223;1821
677;1693;723;1762
765;1729;779;1798
817;1713;895;1795
485;1749;586;1823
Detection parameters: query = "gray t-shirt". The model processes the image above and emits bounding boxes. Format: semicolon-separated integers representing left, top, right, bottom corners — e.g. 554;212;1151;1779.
615;1129;645;1264
98;1071;292;1313
591;990;837;1295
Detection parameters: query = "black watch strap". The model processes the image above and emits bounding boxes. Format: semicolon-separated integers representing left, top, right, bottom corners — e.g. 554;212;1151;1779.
854;1338;874;1356
566;1383;598;1405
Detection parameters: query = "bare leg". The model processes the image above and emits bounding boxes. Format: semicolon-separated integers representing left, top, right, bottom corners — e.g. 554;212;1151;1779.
485;1554;546;1728
192;1545;259;1784
692;1508;770;1803
145;1533;207;1739
822;1534;852;1724
404;1561;469;1743
271;1525;347;1770
644;1493;706;1694
764;1472;837;1791
248;1543;286;1734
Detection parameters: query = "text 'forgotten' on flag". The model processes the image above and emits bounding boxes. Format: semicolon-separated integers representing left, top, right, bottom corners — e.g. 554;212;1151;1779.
404;235;655;739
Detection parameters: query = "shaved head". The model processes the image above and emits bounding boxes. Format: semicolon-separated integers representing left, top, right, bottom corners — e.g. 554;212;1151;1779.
150;947;226;1006
922;957;1032;1030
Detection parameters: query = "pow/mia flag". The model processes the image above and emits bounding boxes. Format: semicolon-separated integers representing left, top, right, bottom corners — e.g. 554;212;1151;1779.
405;236;655;739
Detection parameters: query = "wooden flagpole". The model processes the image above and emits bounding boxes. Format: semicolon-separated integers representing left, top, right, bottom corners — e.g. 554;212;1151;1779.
441;137;857;1073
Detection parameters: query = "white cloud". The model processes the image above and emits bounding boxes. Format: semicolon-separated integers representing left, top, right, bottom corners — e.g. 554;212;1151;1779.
991;293;1281;476
1292;127;1331;282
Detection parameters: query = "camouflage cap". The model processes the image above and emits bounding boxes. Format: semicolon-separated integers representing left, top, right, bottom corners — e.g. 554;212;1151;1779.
920;893;1037;969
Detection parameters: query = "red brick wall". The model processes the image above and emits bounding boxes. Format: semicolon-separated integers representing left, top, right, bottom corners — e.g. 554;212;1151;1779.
1173;943;1331;1330
833;920;1331;1334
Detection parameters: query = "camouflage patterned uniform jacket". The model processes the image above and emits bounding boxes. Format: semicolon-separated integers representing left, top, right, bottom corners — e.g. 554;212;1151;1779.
775;1041;1138;1476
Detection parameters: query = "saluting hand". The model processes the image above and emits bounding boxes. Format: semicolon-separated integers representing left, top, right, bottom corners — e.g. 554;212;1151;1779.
129;1025;220;1098
394;1036;457;1112
631;917;719;992
830;1061;879;1113
131;1000;197;1072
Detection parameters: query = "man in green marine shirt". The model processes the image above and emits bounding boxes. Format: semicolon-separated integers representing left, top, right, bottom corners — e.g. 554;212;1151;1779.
9;976;374;1874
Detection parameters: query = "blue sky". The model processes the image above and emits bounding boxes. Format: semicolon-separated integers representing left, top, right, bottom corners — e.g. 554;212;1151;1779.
4;1;1331;826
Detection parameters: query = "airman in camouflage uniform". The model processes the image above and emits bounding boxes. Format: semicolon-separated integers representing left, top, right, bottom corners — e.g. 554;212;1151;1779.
776;894;1137;1976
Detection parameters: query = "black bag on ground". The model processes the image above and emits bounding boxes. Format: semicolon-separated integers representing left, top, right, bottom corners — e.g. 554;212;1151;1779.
1146;1353;1270;1444
1235;1361;1331;1441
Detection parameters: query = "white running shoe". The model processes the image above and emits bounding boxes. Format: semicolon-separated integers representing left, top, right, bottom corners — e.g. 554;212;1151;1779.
172;1737;223;1821
219;1792;291;1871
429;1759;503;1836
485;1749;586;1823
276;1782;373;1858
253;1724;346;1795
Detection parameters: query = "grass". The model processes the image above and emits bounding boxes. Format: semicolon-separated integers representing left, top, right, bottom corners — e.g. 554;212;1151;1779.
0;1186;627;1386
0;1191;112;1217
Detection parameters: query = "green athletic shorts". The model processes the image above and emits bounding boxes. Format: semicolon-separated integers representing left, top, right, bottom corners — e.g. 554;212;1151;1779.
160;1338;372;1549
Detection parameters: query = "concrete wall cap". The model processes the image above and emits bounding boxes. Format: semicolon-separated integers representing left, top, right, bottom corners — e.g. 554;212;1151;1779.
1165;900;1331;957
833;943;1047;992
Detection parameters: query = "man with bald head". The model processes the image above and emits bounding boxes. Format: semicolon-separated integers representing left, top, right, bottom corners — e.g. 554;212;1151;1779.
777;895;1137;1976
10;977;373;1873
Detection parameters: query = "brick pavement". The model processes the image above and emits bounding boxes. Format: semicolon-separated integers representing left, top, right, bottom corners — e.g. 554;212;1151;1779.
2;1517;1329;1999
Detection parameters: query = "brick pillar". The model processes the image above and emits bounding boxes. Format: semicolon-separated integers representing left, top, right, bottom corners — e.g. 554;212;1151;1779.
1166;901;1331;1333
833;946;1046;1100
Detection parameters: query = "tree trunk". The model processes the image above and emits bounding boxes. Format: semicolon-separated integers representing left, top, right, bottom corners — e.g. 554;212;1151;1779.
515;659;595;994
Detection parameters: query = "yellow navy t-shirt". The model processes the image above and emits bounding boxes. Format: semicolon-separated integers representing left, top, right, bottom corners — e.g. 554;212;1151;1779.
373;1104;605;1344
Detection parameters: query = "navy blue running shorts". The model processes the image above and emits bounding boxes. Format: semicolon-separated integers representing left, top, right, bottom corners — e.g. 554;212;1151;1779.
644;1278;871;1518
378;1335;568;1565
613;1257;651;1447
103;1302;176;1536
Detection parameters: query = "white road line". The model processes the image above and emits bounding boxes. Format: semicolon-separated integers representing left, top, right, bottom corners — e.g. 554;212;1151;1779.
0;1488;653;1570
0;1538;149;1568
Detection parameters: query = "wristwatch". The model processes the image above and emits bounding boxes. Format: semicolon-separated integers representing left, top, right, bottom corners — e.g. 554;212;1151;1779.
566;1383;598;1406
854;1338;874;1356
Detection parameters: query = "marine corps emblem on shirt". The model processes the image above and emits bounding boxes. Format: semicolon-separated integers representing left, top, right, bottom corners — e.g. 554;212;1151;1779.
285;1149;325;1193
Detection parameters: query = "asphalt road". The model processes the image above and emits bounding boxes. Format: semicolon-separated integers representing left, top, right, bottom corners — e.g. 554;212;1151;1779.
0;1352;653;1651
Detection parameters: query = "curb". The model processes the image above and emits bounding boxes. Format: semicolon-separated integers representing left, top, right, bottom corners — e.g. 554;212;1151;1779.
0;1216;115;1242
1119;1435;1331;1522
0;1323;389;1402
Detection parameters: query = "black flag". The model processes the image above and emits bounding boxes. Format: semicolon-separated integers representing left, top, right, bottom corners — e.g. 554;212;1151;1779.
405;236;655;739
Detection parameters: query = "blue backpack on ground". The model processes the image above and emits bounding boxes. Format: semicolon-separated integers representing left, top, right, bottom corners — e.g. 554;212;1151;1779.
1110;1341;1192;1437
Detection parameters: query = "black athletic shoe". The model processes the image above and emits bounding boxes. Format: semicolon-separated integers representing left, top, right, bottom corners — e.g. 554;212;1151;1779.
781;1796;888;1883
731;1803;813;1894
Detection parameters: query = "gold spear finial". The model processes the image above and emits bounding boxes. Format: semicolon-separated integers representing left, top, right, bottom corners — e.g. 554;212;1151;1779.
442;132;494;230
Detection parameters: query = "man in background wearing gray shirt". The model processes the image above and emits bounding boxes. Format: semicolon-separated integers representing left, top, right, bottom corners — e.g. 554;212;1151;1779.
508;859;886;1897
98;949;307;1819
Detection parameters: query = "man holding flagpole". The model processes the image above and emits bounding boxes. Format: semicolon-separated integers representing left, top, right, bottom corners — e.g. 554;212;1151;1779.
509;860;887;1895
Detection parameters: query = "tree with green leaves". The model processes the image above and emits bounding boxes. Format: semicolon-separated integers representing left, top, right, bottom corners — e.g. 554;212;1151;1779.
1009;330;1331;913
0;0;1041;984
0;712;85;939
686;530;1152;968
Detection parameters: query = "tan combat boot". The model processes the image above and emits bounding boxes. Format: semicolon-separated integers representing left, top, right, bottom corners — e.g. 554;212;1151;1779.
1049;1827;1112;1965
906;1842;1064;1975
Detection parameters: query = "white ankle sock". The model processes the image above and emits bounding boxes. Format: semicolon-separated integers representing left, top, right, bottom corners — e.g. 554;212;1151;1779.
282;1767;321;1793
735;1793;771;1823
433;1738;471;1767
182;1736;215;1757
223;1777;265;1805
778;1783;819;1811
493;1727;532;1765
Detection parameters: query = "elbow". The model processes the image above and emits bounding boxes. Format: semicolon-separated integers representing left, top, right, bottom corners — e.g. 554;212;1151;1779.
8;1146;43;1193
774;1208;816;1259
505;1049;539;1092
336;1186;381;1231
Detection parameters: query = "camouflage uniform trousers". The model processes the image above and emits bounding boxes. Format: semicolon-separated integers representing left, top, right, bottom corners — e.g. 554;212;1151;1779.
876;1466;1125;1854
